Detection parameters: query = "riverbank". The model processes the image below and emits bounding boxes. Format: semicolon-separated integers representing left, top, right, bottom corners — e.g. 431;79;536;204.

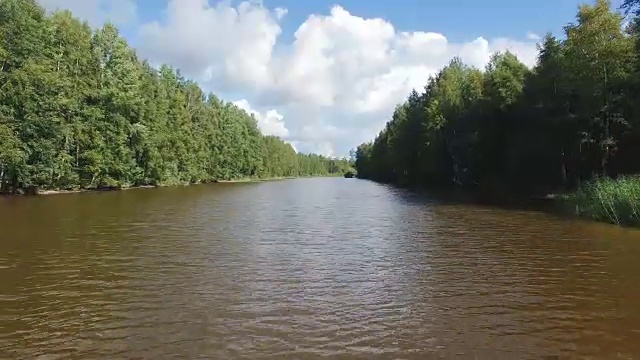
1;174;343;197
35;185;155;196
557;176;640;227
215;174;342;183
215;176;296;183
357;175;640;228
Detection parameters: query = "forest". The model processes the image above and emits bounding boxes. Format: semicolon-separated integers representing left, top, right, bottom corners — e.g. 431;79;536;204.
0;0;352;194
355;0;640;202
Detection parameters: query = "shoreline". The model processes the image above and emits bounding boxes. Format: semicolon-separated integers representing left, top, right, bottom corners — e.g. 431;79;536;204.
216;174;344;183
1;174;343;197
355;176;632;227
216;176;299;183
34;185;158;196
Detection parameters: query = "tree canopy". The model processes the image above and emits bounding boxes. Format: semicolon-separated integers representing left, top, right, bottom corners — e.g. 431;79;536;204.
0;0;352;194
355;0;640;196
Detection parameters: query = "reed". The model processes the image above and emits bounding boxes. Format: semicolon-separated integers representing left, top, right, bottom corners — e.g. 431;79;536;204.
563;176;640;227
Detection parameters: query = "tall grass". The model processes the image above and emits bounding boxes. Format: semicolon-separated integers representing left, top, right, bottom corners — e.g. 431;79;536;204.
564;176;640;227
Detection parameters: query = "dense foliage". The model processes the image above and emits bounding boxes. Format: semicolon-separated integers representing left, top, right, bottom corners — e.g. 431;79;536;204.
355;0;640;196
0;0;351;194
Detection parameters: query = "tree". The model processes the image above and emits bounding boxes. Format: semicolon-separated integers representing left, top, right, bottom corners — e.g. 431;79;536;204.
563;0;635;177
0;0;345;194
355;0;640;197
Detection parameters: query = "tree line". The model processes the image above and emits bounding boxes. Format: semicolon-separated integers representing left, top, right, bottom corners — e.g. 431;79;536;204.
355;0;640;196
0;0;352;194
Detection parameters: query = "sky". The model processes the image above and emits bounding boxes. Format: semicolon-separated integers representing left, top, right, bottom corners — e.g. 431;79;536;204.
38;0;626;157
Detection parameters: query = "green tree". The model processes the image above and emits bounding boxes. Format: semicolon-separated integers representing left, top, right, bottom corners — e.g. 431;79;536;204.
355;0;640;198
0;0;344;194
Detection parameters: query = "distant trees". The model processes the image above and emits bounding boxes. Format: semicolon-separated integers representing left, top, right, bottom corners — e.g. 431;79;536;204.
0;0;350;194
356;0;640;195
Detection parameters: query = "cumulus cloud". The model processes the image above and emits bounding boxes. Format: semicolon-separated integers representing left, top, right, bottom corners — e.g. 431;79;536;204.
133;2;540;156
232;99;289;138
45;0;541;156
137;0;281;90
37;0;136;27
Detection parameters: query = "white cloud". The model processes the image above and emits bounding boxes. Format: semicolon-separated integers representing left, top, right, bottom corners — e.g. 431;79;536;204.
526;31;542;41
37;0;136;27
232;99;289;138
137;0;281;90
47;0;540;156
274;7;288;20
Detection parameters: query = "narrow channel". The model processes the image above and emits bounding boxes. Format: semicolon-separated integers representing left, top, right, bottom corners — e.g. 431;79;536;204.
2;178;639;359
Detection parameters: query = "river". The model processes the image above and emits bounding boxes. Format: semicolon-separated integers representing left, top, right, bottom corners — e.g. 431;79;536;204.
1;177;640;359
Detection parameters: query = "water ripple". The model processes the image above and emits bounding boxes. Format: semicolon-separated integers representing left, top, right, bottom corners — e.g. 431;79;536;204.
1;178;640;359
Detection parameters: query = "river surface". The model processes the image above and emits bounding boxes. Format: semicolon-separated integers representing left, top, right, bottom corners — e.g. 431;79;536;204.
1;177;640;359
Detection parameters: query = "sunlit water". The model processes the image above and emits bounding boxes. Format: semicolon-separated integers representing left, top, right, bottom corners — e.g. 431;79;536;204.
2;178;640;359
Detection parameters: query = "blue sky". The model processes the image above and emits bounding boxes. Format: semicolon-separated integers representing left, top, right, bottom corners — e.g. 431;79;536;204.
40;0;628;157
128;0;626;43
272;0;575;41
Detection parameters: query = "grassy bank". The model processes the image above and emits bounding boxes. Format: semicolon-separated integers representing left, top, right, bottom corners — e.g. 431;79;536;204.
215;176;296;183
215;174;342;183
6;174;342;196
560;176;640;227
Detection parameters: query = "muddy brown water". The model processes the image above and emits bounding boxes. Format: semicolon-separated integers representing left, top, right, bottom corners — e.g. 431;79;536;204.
1;177;640;359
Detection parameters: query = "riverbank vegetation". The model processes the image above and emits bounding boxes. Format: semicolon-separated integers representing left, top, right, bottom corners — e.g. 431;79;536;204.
561;176;640;226
354;0;640;224
0;0;352;195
